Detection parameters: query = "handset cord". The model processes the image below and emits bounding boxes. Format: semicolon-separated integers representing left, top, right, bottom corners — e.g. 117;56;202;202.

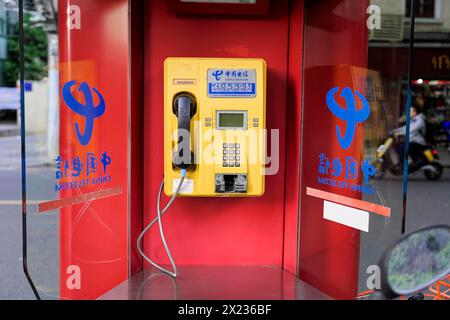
137;169;187;277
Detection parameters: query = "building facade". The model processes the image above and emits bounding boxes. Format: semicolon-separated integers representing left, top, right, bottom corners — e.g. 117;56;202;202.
369;0;450;126
0;0;17;86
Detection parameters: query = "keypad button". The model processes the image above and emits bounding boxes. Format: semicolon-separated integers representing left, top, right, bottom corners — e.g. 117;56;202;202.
235;156;240;161
235;163;241;167
253;118;259;123
235;150;240;155
223;163;228;167
223;143;228;148
229;163;235;167
229;156;234;161
223;156;228;161
235;143;240;148
228;143;235;148
205;123;212;127
223;150;228;155
253;123;259;127
229;150;234;155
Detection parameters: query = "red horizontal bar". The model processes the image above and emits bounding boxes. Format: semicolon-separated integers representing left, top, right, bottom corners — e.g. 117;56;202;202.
306;187;391;218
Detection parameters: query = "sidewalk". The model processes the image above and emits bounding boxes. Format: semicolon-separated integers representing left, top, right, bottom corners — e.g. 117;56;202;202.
0;134;50;170
0;124;19;138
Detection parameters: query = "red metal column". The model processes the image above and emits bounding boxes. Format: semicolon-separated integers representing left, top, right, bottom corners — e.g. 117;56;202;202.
58;0;130;299
283;0;305;275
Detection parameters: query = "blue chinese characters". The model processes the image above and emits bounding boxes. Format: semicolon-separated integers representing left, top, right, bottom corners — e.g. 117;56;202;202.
54;152;112;192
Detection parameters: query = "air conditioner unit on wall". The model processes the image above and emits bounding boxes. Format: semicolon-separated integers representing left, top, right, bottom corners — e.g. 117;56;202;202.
369;0;406;42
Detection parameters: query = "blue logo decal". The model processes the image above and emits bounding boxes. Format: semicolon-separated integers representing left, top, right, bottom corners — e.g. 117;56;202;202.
326;87;370;150
62;81;106;146
212;70;224;81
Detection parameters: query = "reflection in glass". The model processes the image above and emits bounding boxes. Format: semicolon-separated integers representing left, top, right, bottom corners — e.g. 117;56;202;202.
388;227;450;294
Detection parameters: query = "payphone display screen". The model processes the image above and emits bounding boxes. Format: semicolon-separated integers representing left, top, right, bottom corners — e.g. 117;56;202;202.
217;111;247;129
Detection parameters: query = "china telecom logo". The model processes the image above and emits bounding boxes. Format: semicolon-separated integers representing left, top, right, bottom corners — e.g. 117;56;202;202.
62;81;106;146
326;87;370;150
212;70;224;81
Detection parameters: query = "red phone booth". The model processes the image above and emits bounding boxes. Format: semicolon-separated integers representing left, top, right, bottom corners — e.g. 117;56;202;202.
54;0;375;300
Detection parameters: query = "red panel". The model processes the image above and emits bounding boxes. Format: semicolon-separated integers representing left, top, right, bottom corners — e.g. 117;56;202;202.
298;0;369;299
143;0;290;267
283;0;304;275
129;0;145;277
58;0;129;299
167;0;270;16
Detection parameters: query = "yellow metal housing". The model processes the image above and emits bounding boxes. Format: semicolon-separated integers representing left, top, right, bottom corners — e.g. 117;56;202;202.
164;58;266;197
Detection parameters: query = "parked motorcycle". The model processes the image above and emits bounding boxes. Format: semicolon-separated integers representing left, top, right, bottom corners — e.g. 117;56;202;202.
375;134;444;181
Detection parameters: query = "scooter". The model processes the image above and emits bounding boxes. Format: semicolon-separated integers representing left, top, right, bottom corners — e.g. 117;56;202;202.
375;134;444;181
372;225;450;300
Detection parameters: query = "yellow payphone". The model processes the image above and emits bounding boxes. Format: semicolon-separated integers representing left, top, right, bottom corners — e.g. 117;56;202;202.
164;58;267;197
137;58;267;277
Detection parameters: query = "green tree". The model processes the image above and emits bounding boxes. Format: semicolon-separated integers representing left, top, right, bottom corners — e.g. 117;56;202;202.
3;15;48;87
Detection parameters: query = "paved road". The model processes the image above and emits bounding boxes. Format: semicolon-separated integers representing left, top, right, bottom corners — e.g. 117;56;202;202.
0;124;19;138
0;134;35;299
358;148;450;293
0;134;57;300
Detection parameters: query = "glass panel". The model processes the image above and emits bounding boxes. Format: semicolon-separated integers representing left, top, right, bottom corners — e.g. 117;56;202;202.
359;1;420;298
0;0;30;300
20;0;130;300
300;0;415;299
361;0;413;297
404;0;450;299
19;0;60;300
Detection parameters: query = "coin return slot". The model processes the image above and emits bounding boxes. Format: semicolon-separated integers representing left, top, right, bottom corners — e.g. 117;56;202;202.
215;174;247;194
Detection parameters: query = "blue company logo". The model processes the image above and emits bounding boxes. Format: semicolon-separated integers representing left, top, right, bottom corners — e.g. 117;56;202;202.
212;70;224;81
326;87;370;150
62;81;106;146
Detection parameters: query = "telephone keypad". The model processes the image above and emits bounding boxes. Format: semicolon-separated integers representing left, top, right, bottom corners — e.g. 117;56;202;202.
222;143;241;168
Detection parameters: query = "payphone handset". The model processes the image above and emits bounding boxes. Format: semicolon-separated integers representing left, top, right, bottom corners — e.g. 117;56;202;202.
164;58;267;197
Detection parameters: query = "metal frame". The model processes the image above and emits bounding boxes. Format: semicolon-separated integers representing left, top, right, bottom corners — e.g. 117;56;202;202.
401;0;417;234
19;0;41;300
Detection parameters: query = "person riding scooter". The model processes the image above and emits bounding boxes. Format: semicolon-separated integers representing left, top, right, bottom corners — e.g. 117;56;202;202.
392;106;429;175
376;106;443;180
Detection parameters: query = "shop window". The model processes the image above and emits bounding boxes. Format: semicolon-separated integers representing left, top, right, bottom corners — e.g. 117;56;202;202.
406;0;439;19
